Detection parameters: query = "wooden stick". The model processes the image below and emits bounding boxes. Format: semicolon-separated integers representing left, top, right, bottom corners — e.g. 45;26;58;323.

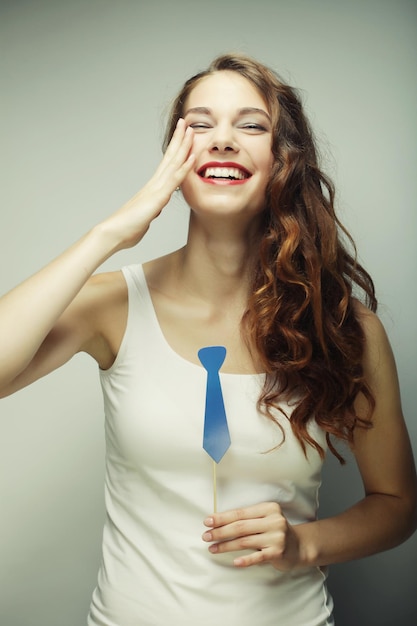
213;460;217;513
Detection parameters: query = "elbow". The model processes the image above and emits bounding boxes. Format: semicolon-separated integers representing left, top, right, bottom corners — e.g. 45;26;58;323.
406;486;417;539
0;378;17;399
397;482;417;545
368;486;417;551
0;384;9;399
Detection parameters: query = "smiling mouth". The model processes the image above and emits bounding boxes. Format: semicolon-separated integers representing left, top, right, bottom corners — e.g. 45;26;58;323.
198;166;251;181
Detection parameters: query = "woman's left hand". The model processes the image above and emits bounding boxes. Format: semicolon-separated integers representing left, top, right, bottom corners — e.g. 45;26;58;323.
202;502;303;570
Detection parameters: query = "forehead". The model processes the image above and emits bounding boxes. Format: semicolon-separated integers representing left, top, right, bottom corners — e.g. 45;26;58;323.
185;70;269;112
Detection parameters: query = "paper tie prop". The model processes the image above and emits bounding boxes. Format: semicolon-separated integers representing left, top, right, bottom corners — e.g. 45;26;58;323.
198;346;231;464
198;346;231;513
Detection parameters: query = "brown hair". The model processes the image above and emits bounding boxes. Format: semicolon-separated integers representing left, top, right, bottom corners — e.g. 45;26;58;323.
164;53;377;462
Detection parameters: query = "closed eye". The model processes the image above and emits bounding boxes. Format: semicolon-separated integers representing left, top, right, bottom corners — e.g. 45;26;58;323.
189;123;211;129
239;123;268;132
189;123;268;136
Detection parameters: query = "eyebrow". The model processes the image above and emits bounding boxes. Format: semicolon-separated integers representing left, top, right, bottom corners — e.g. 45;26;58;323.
184;106;271;123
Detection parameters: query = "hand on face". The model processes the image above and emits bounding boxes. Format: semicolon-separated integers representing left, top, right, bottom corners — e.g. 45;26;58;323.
202;502;302;571
149;117;196;205
103;119;195;251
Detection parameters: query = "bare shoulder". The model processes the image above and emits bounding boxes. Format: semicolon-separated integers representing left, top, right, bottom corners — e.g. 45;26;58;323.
64;270;127;328
84;270;127;306
351;299;401;426
352;298;382;332
352;299;393;373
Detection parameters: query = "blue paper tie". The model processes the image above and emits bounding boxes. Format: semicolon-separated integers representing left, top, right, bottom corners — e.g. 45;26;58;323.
198;346;231;463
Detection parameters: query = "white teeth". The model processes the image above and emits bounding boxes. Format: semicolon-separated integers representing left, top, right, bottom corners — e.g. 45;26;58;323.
204;167;247;180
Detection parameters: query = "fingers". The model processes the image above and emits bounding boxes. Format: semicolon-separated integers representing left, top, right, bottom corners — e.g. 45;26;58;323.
202;502;298;569
164;118;190;157
129;117;193;225
203;505;284;551
204;502;282;529
154;118;195;188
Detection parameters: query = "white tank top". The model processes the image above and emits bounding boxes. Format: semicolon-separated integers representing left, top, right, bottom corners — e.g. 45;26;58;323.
88;264;334;626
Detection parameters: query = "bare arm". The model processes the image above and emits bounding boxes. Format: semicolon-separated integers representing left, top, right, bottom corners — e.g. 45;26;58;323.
0;120;195;396
295;311;417;566
202;309;417;568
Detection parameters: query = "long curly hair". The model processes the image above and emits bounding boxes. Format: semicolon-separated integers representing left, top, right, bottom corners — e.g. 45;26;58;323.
163;53;377;462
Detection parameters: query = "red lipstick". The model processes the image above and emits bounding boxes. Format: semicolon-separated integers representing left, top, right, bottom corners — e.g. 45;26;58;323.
197;161;252;185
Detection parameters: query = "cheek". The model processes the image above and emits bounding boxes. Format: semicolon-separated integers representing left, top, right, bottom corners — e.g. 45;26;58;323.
256;153;274;185
180;169;199;202
264;154;275;183
182;136;209;186
248;139;274;176
263;146;275;170
190;133;208;156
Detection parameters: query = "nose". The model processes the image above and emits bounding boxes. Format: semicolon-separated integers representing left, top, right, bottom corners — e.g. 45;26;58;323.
208;124;239;153
210;142;237;153
209;140;238;153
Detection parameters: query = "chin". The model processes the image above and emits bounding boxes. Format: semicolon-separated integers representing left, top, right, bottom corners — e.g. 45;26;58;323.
183;182;266;217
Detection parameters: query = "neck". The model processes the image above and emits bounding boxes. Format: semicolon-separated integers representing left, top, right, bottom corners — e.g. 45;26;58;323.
175;213;262;303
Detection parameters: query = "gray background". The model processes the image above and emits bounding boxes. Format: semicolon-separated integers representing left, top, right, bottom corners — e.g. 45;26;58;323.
0;1;416;624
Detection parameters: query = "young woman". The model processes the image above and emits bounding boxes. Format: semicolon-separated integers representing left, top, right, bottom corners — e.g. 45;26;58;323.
1;54;416;626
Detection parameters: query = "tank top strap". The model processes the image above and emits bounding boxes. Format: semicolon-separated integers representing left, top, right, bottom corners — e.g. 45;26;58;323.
121;263;160;336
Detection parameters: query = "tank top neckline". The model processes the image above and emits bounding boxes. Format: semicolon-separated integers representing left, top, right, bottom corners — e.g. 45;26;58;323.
135;264;265;380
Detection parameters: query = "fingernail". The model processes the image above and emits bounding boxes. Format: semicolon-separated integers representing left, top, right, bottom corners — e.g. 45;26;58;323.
234;558;244;566
209;544;218;553
202;532;212;541
204;517;214;526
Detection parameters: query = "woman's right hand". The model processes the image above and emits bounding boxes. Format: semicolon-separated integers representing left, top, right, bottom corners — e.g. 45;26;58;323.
101;118;195;253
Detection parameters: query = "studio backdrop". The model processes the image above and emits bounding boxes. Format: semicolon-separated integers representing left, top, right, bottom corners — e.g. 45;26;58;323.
1;1;416;625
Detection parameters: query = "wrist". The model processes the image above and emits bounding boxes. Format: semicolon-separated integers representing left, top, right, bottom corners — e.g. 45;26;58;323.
90;220;122;258
95;209;150;256
293;522;320;568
